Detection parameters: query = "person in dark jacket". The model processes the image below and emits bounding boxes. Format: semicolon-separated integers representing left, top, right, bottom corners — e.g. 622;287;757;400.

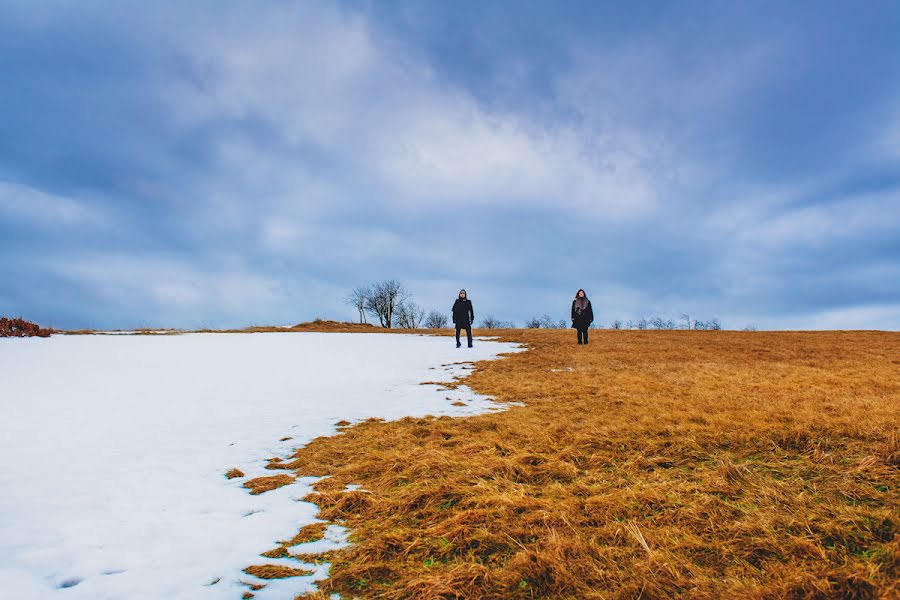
452;289;475;348
571;289;594;344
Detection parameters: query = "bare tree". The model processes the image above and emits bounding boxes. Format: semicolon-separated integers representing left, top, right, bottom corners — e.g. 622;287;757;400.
344;286;370;324
396;301;426;329
636;318;649;331
694;318;723;331
424;310;449;329
365;280;409;328
681;313;692;330
525;317;542;328
538;314;562;329
480;315;499;329
611;319;623;330
649;317;676;330
480;315;513;329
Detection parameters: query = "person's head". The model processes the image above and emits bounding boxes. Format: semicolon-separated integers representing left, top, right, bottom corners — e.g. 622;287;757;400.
459;289;467;299
576;289;587;299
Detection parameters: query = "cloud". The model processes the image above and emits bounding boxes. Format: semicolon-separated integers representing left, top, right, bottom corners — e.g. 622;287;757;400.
0;181;107;228
2;2;900;329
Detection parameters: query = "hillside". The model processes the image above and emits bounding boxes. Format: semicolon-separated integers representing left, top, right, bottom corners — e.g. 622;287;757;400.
267;329;899;599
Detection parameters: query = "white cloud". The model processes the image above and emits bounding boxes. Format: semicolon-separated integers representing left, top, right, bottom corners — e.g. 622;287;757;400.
155;3;659;222
772;303;900;331
43;254;288;325
0;180;107;228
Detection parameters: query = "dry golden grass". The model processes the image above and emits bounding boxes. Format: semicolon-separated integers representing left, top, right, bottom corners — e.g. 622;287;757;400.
243;474;295;495
248;329;899;599
225;468;245;479
59;322;899;596
243;564;313;579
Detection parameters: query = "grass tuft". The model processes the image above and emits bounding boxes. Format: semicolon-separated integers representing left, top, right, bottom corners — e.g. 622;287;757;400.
243;474;294;495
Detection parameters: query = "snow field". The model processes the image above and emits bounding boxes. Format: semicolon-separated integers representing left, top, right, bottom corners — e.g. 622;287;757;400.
0;332;521;599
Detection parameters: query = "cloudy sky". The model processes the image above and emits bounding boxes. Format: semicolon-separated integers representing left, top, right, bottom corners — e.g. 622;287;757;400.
2;1;899;330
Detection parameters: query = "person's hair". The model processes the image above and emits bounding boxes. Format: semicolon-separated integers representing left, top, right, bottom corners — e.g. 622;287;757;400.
459;289;467;297
575;289;587;299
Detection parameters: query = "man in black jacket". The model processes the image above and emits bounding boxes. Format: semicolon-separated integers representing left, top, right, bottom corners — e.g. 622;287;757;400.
452;289;475;348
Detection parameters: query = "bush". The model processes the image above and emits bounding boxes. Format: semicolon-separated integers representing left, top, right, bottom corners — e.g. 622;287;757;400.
423;310;449;329
479;316;516;329
0;317;53;338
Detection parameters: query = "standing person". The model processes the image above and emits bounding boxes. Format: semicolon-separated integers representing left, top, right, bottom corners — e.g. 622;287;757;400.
452;289;475;348
571;289;594;344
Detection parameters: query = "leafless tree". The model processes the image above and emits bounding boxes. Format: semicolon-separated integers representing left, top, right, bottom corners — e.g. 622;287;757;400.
611;319;623;330
396;301;426;329
480;315;501;329
649;317;677;330
536;314;554;329
636;318;649;330
681;313;693;330
694;318;723;331
481;316;514;329
344;286;370;324
424;310;449;329
525;317;542;328
365;280;409;328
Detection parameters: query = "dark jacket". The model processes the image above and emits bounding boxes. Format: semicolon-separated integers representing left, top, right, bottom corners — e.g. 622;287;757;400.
571;299;594;329
452;298;474;326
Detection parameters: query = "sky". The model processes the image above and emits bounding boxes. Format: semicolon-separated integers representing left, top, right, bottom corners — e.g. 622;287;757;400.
2;1;900;330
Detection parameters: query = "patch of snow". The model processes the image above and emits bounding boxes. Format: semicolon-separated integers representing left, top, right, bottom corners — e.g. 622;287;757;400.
287;525;350;557
0;332;522;599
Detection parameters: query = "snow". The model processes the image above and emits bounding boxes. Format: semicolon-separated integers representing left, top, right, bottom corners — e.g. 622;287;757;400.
0;332;521;599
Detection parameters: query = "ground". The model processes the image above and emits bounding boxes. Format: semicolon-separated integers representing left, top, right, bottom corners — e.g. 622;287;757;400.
0;330;517;599
266;329;899;599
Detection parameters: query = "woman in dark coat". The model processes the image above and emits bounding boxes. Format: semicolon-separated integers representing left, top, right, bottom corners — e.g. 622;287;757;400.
571;289;594;344
452;289;475;348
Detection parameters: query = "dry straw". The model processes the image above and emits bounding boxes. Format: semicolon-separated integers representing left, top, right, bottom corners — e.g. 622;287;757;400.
236;328;898;599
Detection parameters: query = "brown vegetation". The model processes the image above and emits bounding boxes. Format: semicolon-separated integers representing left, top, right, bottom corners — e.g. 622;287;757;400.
260;522;332;560
243;564;313;579
202;320;381;334
225;468;245;479
0;317;53;337
243;474;294;495
247;329;899;599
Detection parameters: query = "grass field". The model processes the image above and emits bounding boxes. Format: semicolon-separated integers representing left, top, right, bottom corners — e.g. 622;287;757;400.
245;328;899;599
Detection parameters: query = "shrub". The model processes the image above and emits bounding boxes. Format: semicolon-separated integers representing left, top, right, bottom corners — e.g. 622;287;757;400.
0;317;53;338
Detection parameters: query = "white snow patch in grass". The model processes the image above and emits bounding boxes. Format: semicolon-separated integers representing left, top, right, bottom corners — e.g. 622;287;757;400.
0;332;521;599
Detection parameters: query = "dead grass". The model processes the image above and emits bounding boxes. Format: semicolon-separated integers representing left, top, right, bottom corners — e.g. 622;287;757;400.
225;468;245;479
283;522;330;547
243;474;294;495
243;564;313;579
249;329;900;599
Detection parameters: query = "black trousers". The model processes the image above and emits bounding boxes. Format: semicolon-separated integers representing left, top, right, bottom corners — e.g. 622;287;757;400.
576;327;589;344
456;324;472;346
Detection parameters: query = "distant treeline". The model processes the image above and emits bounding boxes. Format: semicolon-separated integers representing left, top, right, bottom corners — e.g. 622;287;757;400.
344;281;739;331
